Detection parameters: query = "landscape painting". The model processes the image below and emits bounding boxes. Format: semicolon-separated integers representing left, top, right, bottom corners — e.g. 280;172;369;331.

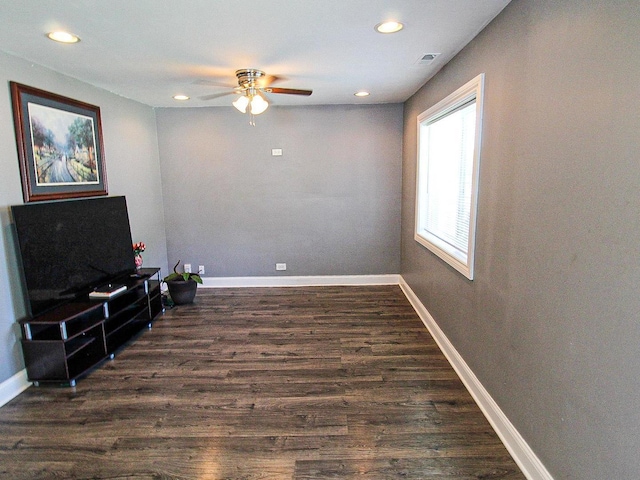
28;103;99;186
10;82;107;202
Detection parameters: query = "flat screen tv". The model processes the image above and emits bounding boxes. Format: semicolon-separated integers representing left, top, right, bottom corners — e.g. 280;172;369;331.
11;196;136;317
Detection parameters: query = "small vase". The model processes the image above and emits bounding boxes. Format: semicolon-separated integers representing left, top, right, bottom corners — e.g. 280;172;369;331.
134;254;143;269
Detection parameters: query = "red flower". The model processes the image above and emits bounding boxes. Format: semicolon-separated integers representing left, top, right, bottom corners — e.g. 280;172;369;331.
133;242;146;255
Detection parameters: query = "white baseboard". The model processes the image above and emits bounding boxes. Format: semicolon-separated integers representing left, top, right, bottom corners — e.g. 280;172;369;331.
0;369;31;408
200;274;401;288
399;278;553;480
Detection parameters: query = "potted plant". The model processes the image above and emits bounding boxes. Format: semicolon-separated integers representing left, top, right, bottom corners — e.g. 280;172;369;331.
163;260;203;305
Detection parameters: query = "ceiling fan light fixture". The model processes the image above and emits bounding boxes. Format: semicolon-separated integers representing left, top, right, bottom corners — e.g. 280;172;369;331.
249;93;269;115
225;68;306;121
233;95;249;113
354;91;370;97
375;21;404;34
173;94;190;101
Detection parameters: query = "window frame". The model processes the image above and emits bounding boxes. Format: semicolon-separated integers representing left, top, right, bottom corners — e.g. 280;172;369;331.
414;73;485;280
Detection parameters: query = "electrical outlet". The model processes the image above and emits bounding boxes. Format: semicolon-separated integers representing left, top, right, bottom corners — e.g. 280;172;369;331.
198;265;205;275
184;263;192;273
275;263;287;271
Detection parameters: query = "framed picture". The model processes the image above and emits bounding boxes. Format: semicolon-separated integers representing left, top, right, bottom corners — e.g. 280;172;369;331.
10;82;108;202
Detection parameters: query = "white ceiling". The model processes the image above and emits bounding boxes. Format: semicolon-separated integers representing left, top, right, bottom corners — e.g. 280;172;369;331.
0;0;511;108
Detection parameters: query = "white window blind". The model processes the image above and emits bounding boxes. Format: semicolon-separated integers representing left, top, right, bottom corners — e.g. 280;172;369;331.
423;100;475;257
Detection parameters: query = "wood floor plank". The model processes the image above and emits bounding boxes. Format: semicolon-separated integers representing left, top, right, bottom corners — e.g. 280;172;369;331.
0;286;524;479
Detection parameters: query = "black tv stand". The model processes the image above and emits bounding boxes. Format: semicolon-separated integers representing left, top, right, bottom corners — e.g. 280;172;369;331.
19;268;163;387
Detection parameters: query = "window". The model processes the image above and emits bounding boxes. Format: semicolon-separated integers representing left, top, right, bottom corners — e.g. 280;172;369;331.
415;74;484;280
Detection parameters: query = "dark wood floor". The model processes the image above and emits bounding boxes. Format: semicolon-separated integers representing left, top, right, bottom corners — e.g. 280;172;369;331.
0;286;524;479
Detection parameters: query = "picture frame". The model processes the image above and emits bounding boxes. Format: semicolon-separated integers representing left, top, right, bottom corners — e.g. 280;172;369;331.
10;82;108;202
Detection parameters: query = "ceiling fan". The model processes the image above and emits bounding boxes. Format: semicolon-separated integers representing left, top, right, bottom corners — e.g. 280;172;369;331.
200;69;312;124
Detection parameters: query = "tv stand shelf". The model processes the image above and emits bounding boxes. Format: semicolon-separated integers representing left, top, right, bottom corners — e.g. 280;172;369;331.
19;268;163;387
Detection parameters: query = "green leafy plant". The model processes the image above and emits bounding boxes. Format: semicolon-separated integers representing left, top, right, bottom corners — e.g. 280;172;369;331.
163;260;203;284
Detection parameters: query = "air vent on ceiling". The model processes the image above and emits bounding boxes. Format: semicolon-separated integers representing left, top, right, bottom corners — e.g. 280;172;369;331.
416;53;440;65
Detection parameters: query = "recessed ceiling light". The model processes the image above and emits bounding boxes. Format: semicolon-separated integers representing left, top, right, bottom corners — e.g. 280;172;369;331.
354;91;370;97
47;31;80;44
375;21;404;34
173;94;190;101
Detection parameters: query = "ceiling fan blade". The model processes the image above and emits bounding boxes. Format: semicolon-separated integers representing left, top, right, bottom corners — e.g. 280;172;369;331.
259;74;284;87
193;79;237;88
267;87;312;96
199;91;237;101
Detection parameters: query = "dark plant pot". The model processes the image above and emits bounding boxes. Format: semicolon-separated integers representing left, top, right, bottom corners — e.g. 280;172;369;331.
166;279;198;305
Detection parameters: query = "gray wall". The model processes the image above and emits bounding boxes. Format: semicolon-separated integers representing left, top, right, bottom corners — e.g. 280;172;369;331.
156;104;402;277
401;1;640;478
0;51;168;383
